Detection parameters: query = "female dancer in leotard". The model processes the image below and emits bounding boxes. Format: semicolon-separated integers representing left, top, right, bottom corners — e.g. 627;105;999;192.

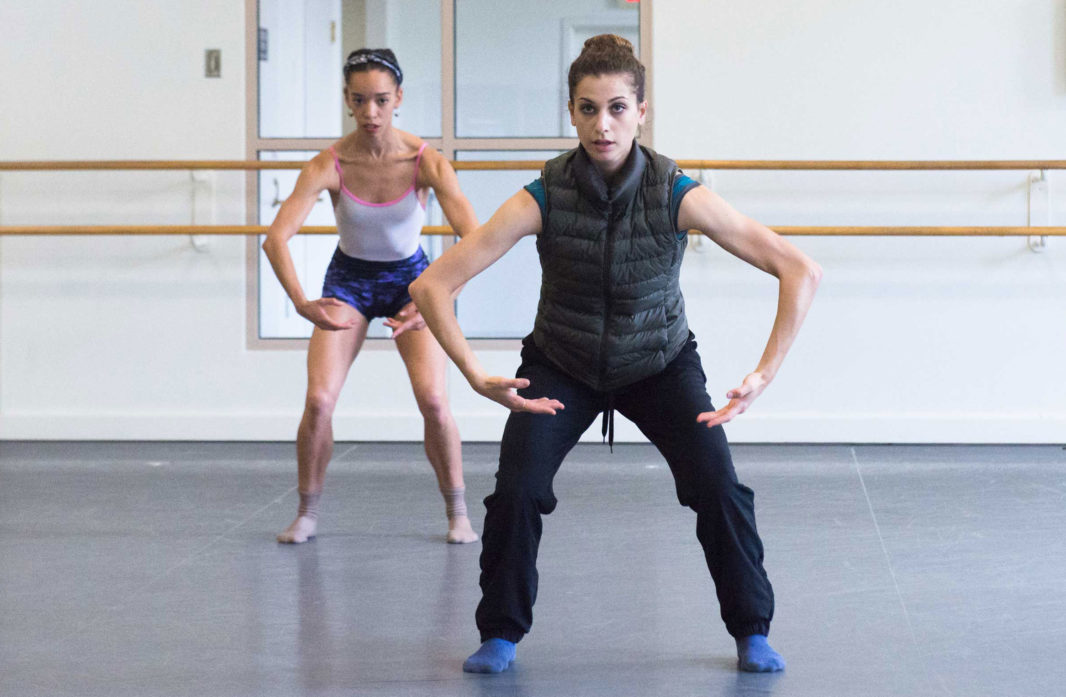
263;48;479;545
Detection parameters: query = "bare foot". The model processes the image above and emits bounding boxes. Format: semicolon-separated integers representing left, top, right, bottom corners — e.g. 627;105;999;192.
277;516;317;544
446;515;478;544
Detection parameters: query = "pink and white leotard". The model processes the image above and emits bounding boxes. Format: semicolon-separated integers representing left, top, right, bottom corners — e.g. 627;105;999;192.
330;143;427;262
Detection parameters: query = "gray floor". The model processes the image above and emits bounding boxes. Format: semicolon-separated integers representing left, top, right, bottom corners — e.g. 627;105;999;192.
2;442;1064;697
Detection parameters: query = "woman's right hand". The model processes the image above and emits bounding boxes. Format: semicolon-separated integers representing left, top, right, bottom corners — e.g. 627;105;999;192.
471;375;564;415
297;298;359;331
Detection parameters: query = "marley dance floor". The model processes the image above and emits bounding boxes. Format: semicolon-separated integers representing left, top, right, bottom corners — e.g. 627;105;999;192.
2;441;1064;696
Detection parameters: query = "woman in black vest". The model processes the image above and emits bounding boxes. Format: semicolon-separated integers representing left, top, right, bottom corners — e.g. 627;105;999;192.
411;34;821;674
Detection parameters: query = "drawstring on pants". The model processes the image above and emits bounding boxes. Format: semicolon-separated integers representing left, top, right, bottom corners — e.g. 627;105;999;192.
600;393;615;452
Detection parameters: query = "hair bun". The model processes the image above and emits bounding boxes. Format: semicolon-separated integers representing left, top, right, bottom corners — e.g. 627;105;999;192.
568;33;645;102
582;34;634;54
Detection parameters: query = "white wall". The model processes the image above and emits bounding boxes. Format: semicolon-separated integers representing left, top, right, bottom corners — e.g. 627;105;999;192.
0;0;1063;443
653;0;1066;443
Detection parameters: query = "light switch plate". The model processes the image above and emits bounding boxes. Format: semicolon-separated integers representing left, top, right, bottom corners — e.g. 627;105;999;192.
205;49;221;78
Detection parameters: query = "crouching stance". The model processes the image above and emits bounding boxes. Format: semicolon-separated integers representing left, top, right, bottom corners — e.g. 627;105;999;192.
411;35;820;672
264;48;480;545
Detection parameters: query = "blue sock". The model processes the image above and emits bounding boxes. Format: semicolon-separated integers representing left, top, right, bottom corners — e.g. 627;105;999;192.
462;638;516;673
736;634;785;672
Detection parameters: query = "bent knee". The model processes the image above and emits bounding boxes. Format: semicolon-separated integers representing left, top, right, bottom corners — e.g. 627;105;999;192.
304;390;338;420
677;478;753;512
415;390;451;423
488;479;557;515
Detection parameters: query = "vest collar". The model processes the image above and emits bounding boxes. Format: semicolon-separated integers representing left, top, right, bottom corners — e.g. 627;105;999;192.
571;141;646;212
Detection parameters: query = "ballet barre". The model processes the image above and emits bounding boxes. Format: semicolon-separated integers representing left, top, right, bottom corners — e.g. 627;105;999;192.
0;159;1061;241
0;225;1063;237
2;159;1066;171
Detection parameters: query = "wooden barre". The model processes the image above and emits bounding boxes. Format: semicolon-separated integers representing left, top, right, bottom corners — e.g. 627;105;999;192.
452;161;1066;171
0;225;452;236
0;161;305;171
1;225;1063;237
2;160;1066;172
773;226;1066;236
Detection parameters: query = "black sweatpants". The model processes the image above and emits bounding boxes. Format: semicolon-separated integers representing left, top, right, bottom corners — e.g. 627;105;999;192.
475;335;775;643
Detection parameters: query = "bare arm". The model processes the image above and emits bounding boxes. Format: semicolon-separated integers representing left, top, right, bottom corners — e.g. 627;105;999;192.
419;147;478;238
409;190;563;414
678;185;823;427
385;146;482;338
261;151;355;331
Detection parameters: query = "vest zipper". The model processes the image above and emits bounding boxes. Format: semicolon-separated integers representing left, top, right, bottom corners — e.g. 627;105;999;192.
598;203;614;389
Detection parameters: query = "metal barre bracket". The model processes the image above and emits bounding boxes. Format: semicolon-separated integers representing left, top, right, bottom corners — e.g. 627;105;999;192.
1027;170;1049;253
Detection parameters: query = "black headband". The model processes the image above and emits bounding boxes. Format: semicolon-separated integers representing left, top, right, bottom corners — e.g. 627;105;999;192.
345;53;403;85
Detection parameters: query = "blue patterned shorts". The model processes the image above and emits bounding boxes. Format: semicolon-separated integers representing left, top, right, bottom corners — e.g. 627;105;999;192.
321;246;428;320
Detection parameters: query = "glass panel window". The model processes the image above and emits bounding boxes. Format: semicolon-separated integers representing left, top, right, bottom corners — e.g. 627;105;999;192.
455;0;638;138
258;0;442;139
251;1;646;343
258;0;344;139
257;151;337;339
455;151;563;339
377;0;442;138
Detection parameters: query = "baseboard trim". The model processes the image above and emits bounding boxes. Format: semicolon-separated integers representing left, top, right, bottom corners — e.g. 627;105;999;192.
1;410;1063;443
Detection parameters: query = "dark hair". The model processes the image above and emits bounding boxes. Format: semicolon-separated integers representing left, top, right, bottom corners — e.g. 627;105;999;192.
567;34;645;103
343;48;403;86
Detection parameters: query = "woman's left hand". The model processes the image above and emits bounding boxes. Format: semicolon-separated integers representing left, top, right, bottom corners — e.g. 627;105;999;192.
696;372;769;428
384;301;427;338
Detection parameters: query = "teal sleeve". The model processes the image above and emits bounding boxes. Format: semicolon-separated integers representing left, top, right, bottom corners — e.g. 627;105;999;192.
524;178;546;217
672;172;700;237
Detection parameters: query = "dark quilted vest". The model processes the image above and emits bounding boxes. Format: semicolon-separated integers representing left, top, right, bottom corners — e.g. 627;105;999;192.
532;144;689;392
